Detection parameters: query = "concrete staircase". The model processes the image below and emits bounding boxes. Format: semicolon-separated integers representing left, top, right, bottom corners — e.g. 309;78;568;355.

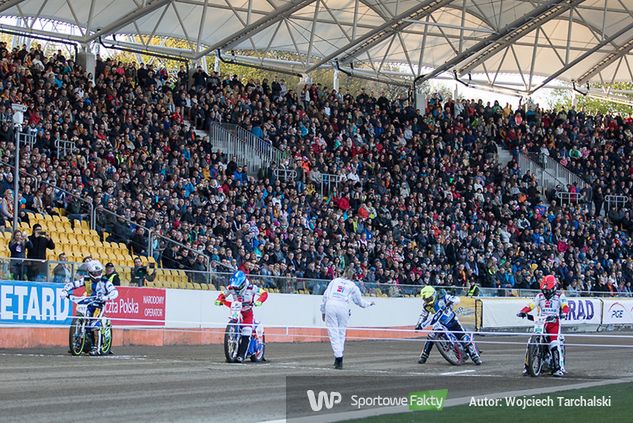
497;145;514;168
188;120;286;175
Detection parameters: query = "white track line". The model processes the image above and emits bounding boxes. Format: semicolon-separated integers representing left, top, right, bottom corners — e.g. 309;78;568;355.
439;369;476;376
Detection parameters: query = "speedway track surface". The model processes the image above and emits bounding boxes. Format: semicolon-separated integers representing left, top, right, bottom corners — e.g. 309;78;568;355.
1;334;633;423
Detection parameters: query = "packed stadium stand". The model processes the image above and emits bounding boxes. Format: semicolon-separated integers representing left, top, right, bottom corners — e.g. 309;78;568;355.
0;43;631;297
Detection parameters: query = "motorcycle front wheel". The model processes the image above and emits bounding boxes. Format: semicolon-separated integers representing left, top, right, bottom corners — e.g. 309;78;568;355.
435;333;463;365
527;336;544;377
224;322;239;363
69;318;86;356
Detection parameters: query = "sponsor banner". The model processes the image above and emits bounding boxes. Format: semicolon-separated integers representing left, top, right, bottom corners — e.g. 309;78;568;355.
455;296;476;330
479;298;602;329
601;299;633;325
107;287;166;326
72;286;166;326
0;280;72;325
165;289;422;329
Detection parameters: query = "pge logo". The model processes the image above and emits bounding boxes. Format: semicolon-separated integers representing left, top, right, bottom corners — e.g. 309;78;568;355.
306;390;342;411
612;310;624;319
608;303;625;320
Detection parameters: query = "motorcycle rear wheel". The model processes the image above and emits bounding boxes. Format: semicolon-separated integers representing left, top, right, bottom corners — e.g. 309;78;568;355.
100;321;113;355
250;334;266;362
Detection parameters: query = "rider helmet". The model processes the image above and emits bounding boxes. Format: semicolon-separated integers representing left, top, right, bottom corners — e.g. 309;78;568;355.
87;260;104;281
540;275;557;300
420;285;436;305
229;270;248;294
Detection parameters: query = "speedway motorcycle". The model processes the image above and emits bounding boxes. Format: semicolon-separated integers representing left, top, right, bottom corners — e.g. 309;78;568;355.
524;314;566;377
420;307;479;366
68;295;113;356
223;300;266;363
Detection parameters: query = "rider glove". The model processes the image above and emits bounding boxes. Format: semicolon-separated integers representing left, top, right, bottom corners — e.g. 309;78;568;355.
254;301;262;307
517;312;527;318
214;300;223;306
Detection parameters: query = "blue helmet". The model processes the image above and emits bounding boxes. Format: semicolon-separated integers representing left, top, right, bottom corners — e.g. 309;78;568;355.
229;271;247;292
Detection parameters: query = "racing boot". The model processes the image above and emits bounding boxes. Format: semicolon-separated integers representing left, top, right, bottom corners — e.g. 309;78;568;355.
418;340;433;364
418;352;429;364
550;348;563;377
89;346;100;356
522;364;529;376
466;344;482;365
334;357;343;370
236;336;250;363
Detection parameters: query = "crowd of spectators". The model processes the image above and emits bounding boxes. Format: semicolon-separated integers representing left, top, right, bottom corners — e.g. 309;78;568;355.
0;41;631;297
500;103;632;228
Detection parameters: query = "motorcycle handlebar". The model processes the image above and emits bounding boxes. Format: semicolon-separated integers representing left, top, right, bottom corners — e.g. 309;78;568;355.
526;314;559;323
68;295;104;306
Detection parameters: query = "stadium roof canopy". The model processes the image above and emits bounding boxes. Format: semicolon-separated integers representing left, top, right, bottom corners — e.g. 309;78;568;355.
1;0;633;94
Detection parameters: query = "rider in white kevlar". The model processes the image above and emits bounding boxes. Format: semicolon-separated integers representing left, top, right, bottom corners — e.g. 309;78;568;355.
320;267;374;369
60;260;118;356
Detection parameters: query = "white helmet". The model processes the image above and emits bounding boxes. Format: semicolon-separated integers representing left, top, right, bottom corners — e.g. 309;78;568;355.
87;260;104;280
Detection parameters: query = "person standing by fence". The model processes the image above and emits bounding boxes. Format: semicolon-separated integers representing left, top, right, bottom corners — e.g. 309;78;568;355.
26;223;55;281
9;230;31;281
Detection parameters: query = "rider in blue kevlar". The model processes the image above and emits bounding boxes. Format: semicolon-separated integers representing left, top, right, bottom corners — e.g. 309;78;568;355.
415;286;481;365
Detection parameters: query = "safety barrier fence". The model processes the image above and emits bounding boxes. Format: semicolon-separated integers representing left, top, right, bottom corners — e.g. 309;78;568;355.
2;280;633;351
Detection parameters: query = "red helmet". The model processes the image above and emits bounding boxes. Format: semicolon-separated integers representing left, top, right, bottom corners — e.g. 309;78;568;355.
540;275;557;299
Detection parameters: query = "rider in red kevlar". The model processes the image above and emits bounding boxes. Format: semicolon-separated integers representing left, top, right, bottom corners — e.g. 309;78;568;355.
215;270;268;362
517;274;569;377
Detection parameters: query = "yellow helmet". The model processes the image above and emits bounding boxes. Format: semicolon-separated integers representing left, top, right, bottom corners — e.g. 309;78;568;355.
420;286;436;304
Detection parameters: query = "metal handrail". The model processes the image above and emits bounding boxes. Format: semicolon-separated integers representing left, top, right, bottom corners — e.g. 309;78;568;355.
209;121;287;174
94;207;211;274
54;138;76;159
0;157;95;230
273;167;345;195
522;151;587;190
555;191;585;205
148;230;210;270
604;194;630;213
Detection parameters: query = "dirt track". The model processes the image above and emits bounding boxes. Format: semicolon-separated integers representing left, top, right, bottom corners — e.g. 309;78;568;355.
1;334;633;422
